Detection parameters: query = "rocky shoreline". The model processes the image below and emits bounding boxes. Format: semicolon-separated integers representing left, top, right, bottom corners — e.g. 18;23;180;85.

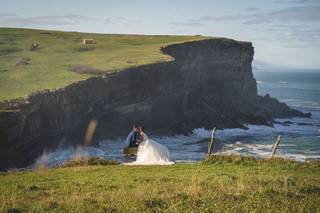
0;38;310;170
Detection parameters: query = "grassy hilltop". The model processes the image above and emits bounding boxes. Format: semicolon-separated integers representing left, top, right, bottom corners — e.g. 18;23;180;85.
0;28;206;101
0;156;319;212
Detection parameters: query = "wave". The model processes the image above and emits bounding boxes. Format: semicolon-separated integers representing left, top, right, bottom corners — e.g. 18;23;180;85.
256;80;288;84
33;145;110;168
282;100;320;110
193;121;319;140
192;111;320;161
32;106;320;168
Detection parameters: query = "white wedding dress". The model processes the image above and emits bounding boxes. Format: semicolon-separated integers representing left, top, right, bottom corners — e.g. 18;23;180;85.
125;133;174;165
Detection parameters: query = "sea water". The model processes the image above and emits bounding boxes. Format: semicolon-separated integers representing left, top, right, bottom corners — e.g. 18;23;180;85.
34;70;320;167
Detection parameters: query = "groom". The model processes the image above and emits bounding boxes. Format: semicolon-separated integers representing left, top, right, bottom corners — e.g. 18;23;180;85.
125;124;140;148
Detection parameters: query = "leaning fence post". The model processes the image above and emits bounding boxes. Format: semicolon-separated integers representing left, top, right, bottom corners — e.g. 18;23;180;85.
207;127;217;157
271;135;281;158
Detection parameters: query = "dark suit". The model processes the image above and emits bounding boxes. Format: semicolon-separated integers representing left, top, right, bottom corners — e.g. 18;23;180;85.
126;131;138;148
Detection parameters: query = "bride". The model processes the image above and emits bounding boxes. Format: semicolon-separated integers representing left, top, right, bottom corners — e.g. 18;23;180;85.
125;126;174;165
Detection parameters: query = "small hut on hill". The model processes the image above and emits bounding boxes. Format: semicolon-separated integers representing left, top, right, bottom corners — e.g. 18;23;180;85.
83;39;94;44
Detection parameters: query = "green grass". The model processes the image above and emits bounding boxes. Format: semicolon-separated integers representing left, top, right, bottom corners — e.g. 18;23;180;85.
0;28;207;101
0;156;319;212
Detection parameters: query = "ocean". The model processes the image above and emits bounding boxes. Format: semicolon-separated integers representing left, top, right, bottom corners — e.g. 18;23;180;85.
34;70;320;167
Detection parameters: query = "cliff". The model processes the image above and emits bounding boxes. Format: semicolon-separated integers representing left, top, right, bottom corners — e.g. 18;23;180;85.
0;38;309;170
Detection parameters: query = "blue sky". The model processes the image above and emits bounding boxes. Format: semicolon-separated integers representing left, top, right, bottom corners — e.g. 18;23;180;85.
1;0;320;69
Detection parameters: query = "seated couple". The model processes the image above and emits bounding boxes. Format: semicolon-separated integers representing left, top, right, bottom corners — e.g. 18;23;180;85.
124;125;174;165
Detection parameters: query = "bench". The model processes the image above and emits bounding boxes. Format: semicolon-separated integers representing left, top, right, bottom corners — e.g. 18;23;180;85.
122;147;138;161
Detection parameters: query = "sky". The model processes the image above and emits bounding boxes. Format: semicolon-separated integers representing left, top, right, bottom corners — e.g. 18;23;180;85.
1;0;320;69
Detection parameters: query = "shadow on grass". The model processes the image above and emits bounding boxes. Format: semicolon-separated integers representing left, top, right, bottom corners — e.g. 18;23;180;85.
62;157;119;167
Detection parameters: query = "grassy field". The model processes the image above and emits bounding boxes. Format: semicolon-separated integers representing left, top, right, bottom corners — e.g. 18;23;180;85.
0;156;319;212
0;28;206;101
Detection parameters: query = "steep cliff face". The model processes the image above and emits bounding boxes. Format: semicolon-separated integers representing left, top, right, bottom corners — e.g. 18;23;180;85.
0;38;308;170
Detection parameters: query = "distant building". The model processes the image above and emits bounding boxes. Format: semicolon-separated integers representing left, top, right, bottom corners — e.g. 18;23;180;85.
83;39;94;44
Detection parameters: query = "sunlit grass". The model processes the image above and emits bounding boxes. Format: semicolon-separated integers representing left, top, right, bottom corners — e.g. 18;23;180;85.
0;28;207;101
0;156;319;212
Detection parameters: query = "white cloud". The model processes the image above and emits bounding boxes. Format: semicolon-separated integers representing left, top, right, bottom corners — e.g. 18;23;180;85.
0;13;126;26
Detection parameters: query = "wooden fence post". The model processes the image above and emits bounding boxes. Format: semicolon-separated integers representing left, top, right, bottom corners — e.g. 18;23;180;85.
271;135;281;159
207;127;217;157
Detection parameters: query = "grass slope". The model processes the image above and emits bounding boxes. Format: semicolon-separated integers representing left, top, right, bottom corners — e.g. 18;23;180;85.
0;156;319;212
0;28;206;101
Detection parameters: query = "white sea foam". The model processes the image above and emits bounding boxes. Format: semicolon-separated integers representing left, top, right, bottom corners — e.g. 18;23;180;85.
32;107;320;168
283;101;320;110
33;145;110;168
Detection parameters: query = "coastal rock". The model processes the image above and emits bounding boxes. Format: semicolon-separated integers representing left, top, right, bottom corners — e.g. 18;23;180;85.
0;38;309;170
